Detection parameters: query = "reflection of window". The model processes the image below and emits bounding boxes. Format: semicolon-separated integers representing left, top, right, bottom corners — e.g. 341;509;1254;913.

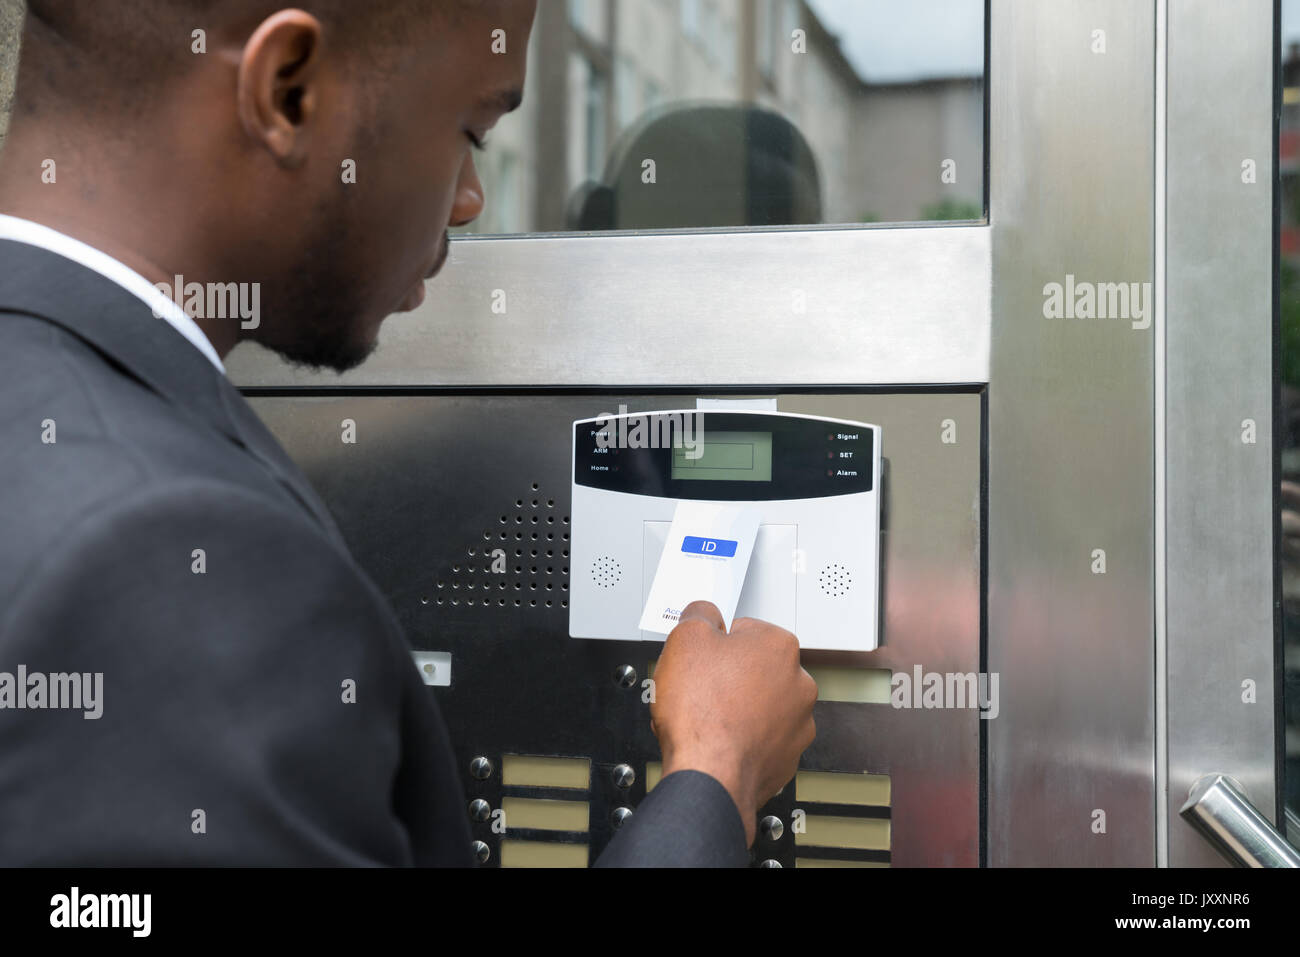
701;0;720;65
781;0;799;58
682;0;701;42
645;78;663;111
497;152;520;234
757;0;778;80
567;53;608;188
616;56;639;131
568;0;605;40
721;6;738;80
584;62;608;182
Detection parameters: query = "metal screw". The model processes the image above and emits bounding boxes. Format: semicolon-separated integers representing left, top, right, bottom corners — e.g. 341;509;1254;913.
471;840;490;864
611;807;633;829
469;799;491;823
759;859;782;868
612;764;636;789
614;664;638;688
759;815;785;842
470;756;494;780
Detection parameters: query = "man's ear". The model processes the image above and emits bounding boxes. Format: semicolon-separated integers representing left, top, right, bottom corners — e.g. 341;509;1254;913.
236;10;326;167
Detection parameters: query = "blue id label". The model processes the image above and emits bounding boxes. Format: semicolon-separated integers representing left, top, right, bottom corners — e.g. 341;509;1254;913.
682;536;739;557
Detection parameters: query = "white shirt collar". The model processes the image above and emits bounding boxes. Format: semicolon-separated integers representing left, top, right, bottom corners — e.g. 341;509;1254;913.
0;214;225;373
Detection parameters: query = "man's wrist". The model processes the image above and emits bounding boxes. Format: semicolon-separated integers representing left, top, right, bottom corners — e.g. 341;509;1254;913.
661;750;756;847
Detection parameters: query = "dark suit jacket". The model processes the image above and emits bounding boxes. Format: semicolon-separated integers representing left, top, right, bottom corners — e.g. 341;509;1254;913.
0;241;748;867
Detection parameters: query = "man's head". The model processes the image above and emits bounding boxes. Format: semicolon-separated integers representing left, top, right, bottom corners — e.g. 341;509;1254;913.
6;0;536;371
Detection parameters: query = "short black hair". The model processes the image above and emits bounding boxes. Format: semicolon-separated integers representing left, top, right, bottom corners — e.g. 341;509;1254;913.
17;1;486;117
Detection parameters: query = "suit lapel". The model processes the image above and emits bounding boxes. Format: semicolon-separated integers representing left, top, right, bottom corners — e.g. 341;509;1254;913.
214;379;348;543
0;240;346;546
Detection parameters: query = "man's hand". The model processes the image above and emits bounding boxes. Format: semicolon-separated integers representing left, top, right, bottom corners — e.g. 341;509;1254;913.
649;600;818;848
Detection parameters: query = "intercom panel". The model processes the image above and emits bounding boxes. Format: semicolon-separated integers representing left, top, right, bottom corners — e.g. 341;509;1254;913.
246;392;982;868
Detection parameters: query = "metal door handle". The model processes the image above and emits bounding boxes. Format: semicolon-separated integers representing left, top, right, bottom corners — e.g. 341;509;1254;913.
1179;774;1300;868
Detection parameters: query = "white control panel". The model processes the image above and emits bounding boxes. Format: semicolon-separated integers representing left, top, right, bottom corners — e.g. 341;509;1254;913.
569;409;882;651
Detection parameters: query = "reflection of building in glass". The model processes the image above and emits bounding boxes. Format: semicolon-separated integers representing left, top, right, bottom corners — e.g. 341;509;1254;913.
1282;41;1300;810
462;0;984;235
0;0;20;153
1283;44;1300;263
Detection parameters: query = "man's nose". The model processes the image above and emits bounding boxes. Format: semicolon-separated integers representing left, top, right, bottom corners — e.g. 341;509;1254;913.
450;153;485;228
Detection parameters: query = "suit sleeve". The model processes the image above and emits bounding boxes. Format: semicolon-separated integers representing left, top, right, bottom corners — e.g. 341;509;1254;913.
593;770;750;867
0;478;469;866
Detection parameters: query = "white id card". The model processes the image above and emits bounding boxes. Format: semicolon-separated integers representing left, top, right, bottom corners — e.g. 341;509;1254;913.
638;501;762;635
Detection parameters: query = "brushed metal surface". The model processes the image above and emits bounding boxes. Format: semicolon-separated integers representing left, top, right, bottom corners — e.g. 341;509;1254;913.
987;0;1157;865
781;393;983;866
247;391;982;866
226;225;991;388
1166;0;1277;867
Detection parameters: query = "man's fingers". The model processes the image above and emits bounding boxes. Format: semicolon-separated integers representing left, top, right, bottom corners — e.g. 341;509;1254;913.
677;600;725;633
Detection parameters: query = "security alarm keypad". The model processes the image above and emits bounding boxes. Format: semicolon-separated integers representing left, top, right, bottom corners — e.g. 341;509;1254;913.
570;410;882;651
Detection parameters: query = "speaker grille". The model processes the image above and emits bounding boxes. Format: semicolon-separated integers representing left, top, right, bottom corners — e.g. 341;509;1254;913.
592;556;622;589
428;481;569;612
819;563;852;598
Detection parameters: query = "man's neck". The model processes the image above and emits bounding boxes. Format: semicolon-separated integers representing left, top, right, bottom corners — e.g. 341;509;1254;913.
0;136;241;359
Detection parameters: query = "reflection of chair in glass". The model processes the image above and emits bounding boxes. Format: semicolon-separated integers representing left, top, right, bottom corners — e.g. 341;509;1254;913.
566;103;822;230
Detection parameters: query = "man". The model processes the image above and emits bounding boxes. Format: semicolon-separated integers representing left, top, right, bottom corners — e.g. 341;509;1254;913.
0;0;817;866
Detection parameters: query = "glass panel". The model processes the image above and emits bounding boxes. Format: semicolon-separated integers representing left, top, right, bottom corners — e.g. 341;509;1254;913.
457;0;986;236
1279;2;1300;835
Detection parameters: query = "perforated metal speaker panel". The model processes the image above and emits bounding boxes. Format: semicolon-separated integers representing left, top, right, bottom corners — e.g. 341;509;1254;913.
433;482;570;612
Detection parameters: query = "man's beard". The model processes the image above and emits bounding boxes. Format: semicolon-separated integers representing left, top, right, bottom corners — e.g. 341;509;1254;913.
275;293;381;374
246;218;383;374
